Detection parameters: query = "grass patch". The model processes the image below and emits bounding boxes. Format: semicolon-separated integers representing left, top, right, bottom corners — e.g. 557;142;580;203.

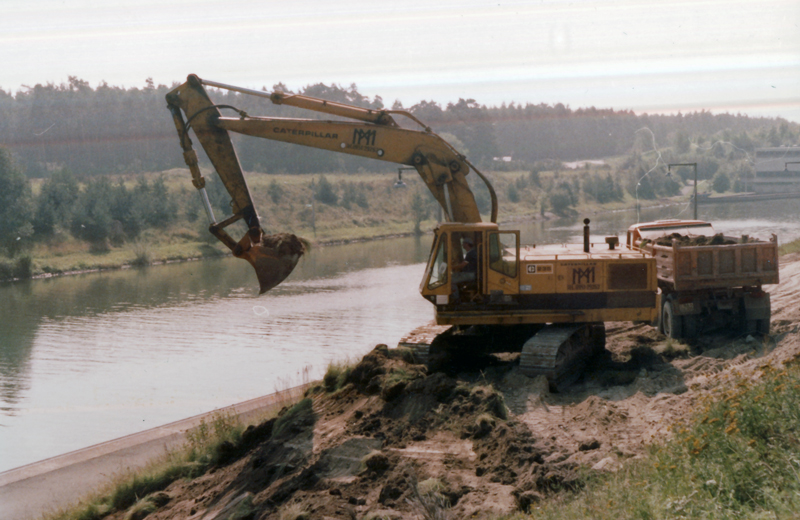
409;476;452;519
183;411;243;467
130;239;151;267
278;502;309;520
653;337;692;359
323;360;355;392
383;367;420;388
43;409;269;520
387;345;417;364
470;384;509;420
508;362;800;519
779;236;800;256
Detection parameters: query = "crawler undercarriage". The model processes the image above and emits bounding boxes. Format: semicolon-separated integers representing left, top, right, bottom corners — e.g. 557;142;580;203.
399;321;606;391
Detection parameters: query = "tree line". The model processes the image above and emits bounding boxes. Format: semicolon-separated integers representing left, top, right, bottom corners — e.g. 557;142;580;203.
1;76;796;178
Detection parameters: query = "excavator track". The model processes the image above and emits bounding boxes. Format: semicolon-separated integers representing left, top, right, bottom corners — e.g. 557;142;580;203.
520;323;605;391
397;321;454;366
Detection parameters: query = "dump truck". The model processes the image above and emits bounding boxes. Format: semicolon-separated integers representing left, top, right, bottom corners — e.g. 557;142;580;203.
626;219;779;339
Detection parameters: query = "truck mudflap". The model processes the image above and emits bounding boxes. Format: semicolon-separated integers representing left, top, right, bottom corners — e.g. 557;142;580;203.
743;291;771;320
743;291;771;335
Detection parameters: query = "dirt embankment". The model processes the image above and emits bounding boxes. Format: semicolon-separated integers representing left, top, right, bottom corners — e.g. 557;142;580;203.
107;254;800;520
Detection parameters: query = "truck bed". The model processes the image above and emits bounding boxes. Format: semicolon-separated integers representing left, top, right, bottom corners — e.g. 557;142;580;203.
634;238;779;291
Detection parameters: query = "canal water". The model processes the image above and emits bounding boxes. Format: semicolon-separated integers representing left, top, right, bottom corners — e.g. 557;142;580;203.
1;198;799;473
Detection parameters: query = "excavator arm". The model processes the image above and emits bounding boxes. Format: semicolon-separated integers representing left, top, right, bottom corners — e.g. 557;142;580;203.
166;74;498;292
167;76;306;294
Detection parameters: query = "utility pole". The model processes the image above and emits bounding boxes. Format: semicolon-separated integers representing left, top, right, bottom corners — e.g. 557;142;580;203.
669;163;698;220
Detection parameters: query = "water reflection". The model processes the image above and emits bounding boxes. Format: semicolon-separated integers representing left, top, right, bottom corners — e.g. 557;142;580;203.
0;235;435;471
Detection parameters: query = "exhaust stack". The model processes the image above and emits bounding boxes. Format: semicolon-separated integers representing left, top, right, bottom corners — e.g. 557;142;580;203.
583;218;591;253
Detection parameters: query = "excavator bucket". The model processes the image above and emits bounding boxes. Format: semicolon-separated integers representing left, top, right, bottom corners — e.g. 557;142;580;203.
234;233;306;294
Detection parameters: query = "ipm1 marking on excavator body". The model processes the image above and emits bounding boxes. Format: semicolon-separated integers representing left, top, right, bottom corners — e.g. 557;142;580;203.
352;129;377;146
561;262;601;291
572;267;595;284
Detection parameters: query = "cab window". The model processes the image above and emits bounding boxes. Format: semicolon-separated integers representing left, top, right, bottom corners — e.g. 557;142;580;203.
489;232;518;277
427;238;448;289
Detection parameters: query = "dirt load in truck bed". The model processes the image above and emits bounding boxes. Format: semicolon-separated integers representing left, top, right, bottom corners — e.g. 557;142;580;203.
101;253;800;520
641;232;741;247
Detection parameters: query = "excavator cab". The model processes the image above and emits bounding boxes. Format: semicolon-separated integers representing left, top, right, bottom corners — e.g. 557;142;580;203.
421;223;515;306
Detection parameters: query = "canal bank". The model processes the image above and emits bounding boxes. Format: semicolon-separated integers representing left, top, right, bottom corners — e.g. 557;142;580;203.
0;384;309;520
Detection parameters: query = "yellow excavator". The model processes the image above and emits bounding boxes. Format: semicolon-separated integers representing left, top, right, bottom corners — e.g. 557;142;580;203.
166;74;658;388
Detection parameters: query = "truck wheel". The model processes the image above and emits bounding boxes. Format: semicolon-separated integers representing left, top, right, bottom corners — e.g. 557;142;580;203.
662;301;682;339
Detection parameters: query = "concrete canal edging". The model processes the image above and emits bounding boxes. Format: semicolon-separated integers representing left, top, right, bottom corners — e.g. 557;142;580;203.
0;383;311;520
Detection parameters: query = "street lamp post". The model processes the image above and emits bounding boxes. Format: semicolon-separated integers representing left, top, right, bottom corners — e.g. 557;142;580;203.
669;162;698;220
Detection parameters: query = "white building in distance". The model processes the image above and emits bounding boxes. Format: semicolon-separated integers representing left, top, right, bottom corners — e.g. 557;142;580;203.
752;147;800;193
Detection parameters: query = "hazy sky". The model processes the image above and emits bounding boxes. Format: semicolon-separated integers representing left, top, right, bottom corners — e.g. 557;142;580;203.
3;0;799;121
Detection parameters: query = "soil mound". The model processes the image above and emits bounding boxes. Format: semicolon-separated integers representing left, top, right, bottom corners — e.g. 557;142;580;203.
109;346;581;519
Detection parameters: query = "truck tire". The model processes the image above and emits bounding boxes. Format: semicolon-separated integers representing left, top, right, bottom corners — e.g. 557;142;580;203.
662;301;682;339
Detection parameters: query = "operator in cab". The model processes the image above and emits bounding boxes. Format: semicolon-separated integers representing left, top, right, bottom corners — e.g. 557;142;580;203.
451;237;478;301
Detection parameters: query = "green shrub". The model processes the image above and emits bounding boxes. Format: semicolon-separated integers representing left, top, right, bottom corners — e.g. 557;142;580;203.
0;255;33;280
131;240;151;267
0;259;13;280
313;175;338;206
711;171;731;193
13;254;32;278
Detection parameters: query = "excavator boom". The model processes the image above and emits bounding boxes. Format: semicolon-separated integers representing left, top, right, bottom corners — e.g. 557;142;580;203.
166;74;498;293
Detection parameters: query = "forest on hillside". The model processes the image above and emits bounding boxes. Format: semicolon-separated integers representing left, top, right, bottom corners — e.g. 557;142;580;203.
1;76;797;177
1;76;799;278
